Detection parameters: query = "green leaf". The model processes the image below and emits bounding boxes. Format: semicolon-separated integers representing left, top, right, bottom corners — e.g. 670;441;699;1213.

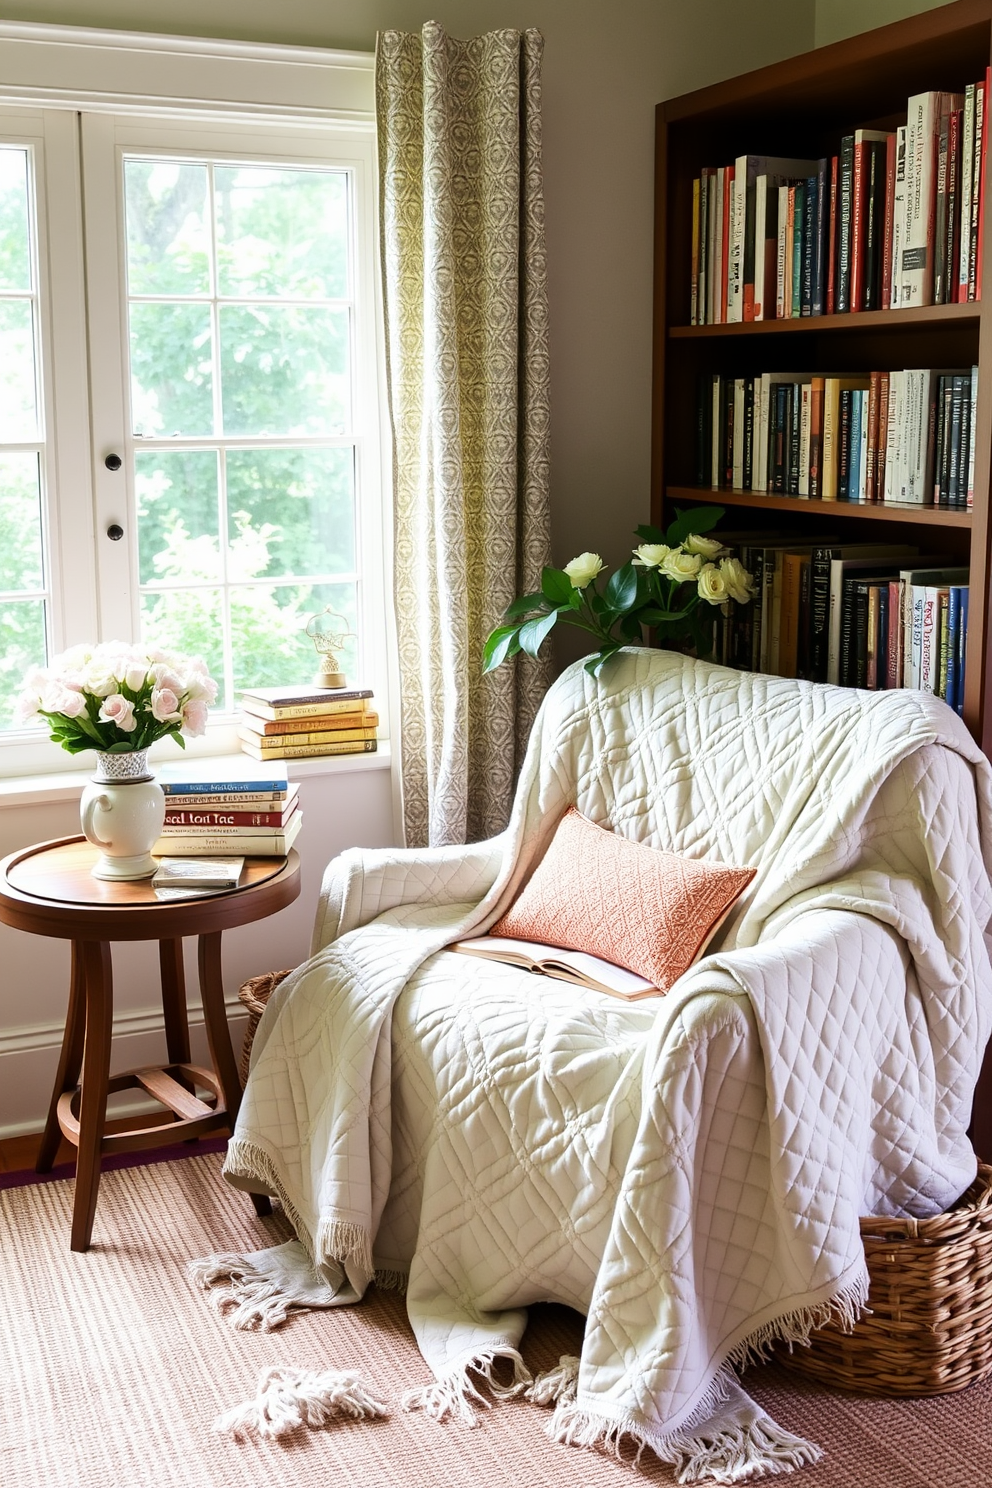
633;523;666;545
107;740;135;753
540;566;575;606
619;612;645;641
518;610;559;657
639;605;691;625
583;643;622;677
482;624;522;674
665;505;724;547
504;591;546;620
604;561;639;612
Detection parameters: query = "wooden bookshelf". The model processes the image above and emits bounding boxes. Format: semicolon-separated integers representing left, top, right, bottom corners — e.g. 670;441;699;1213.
652;0;992;750
652;0;992;1157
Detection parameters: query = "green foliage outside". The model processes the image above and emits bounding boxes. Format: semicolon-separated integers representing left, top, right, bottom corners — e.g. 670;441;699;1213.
0;153;362;728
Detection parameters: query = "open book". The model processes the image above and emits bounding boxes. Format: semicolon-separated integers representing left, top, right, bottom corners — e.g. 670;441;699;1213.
449;936;660;1001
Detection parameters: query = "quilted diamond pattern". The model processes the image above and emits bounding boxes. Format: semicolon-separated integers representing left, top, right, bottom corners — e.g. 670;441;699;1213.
226;649;992;1457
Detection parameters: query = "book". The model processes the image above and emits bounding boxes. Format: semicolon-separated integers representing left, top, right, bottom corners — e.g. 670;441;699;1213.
241;710;379;737
152;813;303;857
163;801;299;828
851;130;890;312
157;760;289;795
238;724;378;749
449;935;659;1001
150;857;246;888
959;84;976;300
240;685;373;716
836;134;855;312
902;91;962;308
160;812;299;836
890;126;908;306
240;738;379;761
809;543;918;684
163;782;299;809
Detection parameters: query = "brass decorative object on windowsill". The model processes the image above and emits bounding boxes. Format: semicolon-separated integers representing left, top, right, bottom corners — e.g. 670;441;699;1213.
305;607;357;690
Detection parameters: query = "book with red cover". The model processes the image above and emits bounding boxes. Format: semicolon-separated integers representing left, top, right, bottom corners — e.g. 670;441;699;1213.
881;133;897;309
970;79;985;299
163;802;299;829
826;155;839;314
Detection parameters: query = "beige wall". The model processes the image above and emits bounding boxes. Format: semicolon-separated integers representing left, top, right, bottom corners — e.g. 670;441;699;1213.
815;0;953;47
0;0;815;575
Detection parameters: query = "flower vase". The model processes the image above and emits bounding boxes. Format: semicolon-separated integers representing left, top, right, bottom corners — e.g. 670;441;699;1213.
80;750;166;881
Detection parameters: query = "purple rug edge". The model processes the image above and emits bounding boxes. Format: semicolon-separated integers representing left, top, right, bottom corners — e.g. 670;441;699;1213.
0;1136;229;1191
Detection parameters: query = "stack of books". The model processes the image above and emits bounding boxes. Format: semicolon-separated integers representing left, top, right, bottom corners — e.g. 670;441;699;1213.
707;536;968;712
238;685;379;761
690;76;989;323
153;761;302;857
697;365;978;507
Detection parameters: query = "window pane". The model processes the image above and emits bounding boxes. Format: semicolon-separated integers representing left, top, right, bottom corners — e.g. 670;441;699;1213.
226;448;354;580
0;600;46;728
140;588;225;693
0;452;43;590
124;160;210;297
215;165;348;299
0;299;37;439
219;305;349;435
0;147;31;293
232;580;357;694
135;449;220;585
130;302;214;436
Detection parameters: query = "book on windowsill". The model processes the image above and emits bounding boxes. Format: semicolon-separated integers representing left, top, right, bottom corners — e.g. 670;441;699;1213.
151;813;302;857
240;738;378;762
238;724;378;749
150;857;246;889
241;709;379;738
448;936;660;1001
239;685;374;722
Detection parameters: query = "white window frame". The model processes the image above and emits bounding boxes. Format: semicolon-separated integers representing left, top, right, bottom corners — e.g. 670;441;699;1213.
0;23;386;781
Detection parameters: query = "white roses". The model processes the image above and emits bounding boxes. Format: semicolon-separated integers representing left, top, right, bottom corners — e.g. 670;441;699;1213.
563;552;605;589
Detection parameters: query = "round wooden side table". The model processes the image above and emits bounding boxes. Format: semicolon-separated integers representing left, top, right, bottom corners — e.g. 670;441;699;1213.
0;836;301;1252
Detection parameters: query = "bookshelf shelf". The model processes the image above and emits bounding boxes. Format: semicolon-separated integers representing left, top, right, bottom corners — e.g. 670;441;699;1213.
667;486;975;527
653;0;992;754
668;304;981;338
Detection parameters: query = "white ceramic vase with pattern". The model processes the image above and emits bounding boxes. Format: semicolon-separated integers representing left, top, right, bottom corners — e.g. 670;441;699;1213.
80;750;166;881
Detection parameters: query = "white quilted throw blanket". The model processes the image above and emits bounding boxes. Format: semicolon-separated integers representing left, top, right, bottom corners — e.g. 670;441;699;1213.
198;651;992;1483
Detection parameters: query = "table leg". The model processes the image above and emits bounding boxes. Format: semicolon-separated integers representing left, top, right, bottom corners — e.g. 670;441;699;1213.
198;932;272;1218
37;940;87;1173
197;931;243;1128
71;940;113;1252
159;938;191;1065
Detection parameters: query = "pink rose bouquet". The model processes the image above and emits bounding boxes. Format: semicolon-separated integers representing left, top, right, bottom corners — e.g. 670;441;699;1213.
15;642;218;756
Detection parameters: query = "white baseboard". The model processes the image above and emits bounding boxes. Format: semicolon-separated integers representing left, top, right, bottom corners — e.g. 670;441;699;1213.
0;997;246;1140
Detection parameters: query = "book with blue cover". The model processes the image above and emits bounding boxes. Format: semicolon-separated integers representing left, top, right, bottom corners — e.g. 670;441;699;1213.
156;759;289;795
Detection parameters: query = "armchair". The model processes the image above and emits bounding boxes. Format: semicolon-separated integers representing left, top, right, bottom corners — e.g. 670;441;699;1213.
216;648;992;1481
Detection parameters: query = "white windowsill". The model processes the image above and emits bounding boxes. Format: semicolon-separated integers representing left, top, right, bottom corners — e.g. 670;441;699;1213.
0;740;391;809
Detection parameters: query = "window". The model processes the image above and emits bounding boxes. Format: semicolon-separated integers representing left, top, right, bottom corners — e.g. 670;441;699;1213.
0;29;382;776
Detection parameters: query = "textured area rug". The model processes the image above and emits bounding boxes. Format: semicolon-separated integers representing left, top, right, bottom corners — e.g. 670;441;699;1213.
1;1152;989;1488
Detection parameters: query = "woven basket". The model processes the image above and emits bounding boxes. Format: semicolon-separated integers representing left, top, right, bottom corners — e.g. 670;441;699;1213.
780;1161;992;1396
237;968;292;1086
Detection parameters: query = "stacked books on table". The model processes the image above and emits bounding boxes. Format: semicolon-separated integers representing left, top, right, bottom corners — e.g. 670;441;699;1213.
690;76;989;323
153;760;301;857
698;366;978;507
238;685;379;761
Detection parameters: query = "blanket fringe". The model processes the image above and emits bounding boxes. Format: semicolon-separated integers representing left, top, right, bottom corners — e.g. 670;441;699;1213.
213;1366;389;1441
524;1354;580;1407
223;1138;319;1271
373;1267;409;1293
187;1252;301;1332
401;1349;531;1428
725;1270;870;1371
315;1217;374;1279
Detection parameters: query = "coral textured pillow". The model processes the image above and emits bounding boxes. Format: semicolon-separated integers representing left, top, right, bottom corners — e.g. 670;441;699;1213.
490;808;755;992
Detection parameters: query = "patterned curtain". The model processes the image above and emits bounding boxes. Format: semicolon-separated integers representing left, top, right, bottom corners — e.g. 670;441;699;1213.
376;20;552;848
